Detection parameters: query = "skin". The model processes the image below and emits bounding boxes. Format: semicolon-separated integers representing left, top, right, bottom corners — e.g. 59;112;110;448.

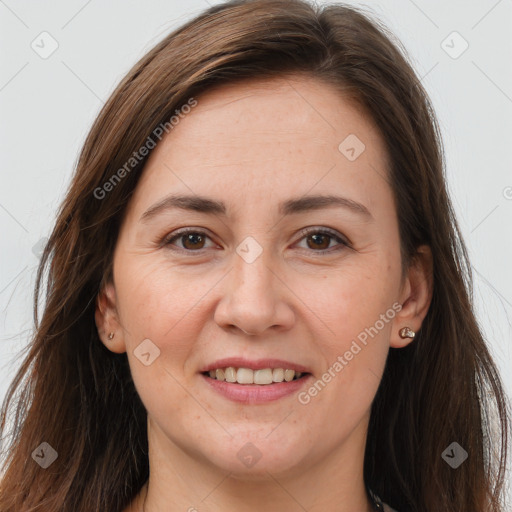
96;75;433;512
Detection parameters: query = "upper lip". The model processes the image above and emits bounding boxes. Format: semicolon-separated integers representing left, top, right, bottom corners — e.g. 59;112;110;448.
200;357;311;373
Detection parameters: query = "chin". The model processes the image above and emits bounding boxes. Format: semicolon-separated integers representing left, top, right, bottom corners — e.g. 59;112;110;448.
203;437;308;479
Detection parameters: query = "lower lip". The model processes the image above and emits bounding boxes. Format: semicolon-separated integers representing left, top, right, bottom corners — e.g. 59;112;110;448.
201;373;312;404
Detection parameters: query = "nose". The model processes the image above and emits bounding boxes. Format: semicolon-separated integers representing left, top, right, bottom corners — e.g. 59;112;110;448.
213;248;295;336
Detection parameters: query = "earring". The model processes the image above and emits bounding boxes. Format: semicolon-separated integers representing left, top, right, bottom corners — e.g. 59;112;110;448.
107;332;115;340
399;327;415;339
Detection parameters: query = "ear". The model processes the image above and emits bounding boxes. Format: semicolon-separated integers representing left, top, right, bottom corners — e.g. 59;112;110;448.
95;281;127;354
391;245;433;348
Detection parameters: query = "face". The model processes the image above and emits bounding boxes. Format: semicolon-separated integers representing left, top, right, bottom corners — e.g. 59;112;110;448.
96;75;431;480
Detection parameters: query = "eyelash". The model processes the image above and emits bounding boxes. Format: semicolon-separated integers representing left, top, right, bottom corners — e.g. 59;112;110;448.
161;227;350;255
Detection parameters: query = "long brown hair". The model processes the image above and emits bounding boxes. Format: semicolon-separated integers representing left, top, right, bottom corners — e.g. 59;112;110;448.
0;1;509;510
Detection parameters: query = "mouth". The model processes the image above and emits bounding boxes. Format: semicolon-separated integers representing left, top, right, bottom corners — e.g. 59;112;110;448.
201;367;311;385
200;367;313;403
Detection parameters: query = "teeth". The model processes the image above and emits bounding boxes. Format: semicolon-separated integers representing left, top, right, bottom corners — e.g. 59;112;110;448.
254;368;272;384
272;368;284;382
224;367;237;382
284;369;295;382
237;368;254;384
206;367;304;384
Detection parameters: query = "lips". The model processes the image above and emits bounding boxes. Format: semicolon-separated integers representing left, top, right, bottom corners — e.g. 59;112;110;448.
199;357;311;374
201;372;313;403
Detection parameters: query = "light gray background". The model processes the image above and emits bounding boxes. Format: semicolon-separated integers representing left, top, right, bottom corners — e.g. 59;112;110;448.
1;0;511;498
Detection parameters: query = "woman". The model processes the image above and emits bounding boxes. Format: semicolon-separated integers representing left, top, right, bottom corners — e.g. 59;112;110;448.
0;0;509;510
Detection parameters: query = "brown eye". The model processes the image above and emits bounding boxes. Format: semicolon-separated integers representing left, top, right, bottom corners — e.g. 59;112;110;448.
162;227;349;255
306;233;331;250
295;228;349;253
180;232;206;250
163;229;214;251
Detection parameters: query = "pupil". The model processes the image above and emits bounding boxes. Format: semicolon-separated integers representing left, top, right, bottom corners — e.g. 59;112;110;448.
183;233;204;249
308;234;329;250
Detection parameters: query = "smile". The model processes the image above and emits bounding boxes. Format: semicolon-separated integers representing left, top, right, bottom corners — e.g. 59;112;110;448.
203;367;306;385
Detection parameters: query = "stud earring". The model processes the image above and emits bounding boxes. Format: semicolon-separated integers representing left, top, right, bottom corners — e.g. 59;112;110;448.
399;327;415;339
107;332;115;340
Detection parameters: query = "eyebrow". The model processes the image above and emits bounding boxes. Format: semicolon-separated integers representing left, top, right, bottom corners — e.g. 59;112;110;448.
140;193;373;222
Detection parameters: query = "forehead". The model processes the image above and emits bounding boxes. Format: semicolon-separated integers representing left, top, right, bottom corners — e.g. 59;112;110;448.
164;75;380;152
128;75;390;217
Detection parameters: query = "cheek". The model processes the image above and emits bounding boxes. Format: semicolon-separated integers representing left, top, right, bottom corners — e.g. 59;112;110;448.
297;271;394;419
116;255;195;326
113;260;211;414
294;255;397;408
114;257;222;365
300;257;397;344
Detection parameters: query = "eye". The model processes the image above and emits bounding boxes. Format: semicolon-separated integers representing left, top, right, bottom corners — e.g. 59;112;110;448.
162;228;216;251
294;227;350;254
161;227;350;254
